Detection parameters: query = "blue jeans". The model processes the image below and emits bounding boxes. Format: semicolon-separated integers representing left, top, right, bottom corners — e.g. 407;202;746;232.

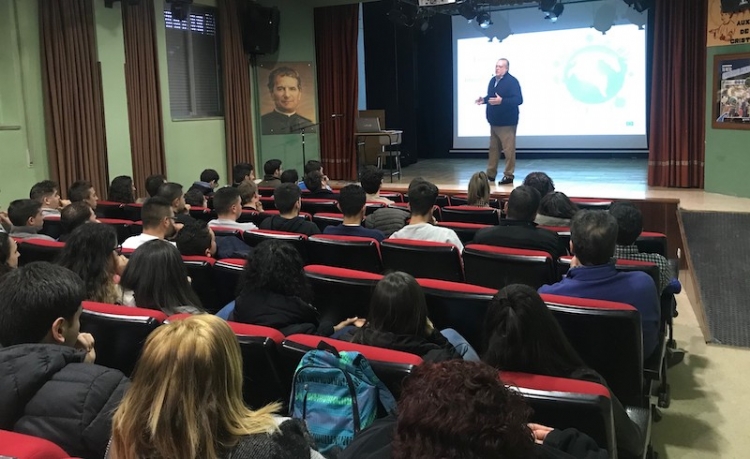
216;301;235;320
440;328;480;362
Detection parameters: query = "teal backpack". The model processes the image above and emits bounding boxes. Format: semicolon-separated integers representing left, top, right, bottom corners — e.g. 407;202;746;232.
289;342;397;457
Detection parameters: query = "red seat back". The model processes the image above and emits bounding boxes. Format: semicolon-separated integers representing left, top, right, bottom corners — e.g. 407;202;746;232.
381;239;464;282
80;301;167;376
214;258;247;306
463;244;557;290
96;200;128;220
16;239;65;266
307;235;382;273
436;221;491;245
0;429;71;459
181;256;221;313
311;212;345;232
304;265;383;324
635;231;668;257
440;206;500;225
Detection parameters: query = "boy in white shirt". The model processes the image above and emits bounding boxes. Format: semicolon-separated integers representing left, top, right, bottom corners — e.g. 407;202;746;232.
207;187;258;232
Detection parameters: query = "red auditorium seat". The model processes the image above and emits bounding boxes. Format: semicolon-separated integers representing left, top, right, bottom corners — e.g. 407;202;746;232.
440;205;500;225
389;202;442;220
0;429;71;459
463;244;557;290
16;239;65;265
635;231;668;257
95;200;127;220
304;265;383;324
80;302;167;377
540;294;647;408
188;206;217;222
99;218;134;244
364;202;386;215
257;187;276;197
447;194;501;208
307;234;382;273
214;258;246;307
282;334;423;398
237;209;262;224
416;278;495;350
380;239;464;282
181;255;222;313
378;191;403;202
436;222;491;245
569;197;612;210
402;193;449;207
122;203;143;221
500;372;618;457
538;225;571;255
312;212;345;232
169;314;289;409
41;216;62;239
258;210;312;221
300;199;339;215
210;226;244;239
259;197;276;210
243;229;308;259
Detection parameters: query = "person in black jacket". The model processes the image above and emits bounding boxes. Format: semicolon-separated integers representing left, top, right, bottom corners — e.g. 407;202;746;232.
340;360;608;459
233;239;358;336
0;262;129;459
482;284;644;458
259;183;320;236
475;58;523;185
350;272;476;362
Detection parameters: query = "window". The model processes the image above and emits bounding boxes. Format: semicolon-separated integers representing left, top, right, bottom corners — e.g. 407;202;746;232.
164;4;223;119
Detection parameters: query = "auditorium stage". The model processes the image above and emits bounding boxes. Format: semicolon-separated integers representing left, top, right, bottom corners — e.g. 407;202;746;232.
346;157;750;212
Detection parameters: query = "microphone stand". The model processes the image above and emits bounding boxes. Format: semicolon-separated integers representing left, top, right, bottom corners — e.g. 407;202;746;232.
294;114;344;166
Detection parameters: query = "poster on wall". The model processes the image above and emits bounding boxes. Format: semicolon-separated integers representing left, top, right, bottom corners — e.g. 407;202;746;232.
257;62;317;135
712;52;750;129
707;0;750;46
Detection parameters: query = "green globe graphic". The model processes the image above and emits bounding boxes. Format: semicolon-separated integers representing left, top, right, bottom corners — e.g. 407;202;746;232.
563;46;627;104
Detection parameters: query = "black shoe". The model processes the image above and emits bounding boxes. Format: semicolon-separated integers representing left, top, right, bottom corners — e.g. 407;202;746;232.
498;176;514;185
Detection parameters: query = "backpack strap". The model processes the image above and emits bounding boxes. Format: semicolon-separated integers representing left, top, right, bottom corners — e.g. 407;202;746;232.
317;340;341;357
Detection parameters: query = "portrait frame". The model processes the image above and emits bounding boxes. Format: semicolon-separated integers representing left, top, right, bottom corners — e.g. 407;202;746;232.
257;62;317;136
712;52;750;130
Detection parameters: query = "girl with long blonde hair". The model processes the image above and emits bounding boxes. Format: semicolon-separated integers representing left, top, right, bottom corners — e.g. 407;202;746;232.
467;171;491;207
109;315;322;459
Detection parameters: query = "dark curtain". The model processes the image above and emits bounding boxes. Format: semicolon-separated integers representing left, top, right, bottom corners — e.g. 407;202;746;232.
648;0;706;188
122;0;167;199
314;4;359;180
40;0;108;199
218;0;255;181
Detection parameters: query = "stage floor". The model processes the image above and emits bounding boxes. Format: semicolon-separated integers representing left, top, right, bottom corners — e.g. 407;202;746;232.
340;158;750;212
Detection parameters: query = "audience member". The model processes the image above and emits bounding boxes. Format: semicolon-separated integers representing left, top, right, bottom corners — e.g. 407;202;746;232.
303;171;336;198
298;160;332;191
174;219;216;258
120;239;204;315
239;181;264;212
350;272;476;361
281;169;299;184
189;168;221;196
184;188;208;208
258;159;283;189
467;171;491;207
360;165;393;204
108;175;136;204
30;180;69;217
109;315;321;459
231;162;255;187
0;262;129;458
473;185;565;258
536;191;579;226
68;180;99;210
389;180;463;250
121;197;177;250
0;232;20;278
145;174;167;198
363;204;410;237
323;184;385;242
233;240;357;335
157;182;194;226
539;210;660;358
58;202;97;242
208;187;258;232
482;284;644;457
340;360;608;459
57;224;126;304
259;183;320;236
609;201;671;293
523;171;555;197
7;199;55;241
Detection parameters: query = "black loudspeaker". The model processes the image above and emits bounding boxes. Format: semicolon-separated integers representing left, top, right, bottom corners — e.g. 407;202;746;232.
241;2;281;55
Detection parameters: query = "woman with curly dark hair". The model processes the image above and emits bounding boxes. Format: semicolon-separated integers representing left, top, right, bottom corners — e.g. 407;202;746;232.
536;191;579;226
350;272;475;362
232;240;359;336
482;284;644;458
57;223;126;304
0;232;20;279
340;360;609;459
108;175;136;204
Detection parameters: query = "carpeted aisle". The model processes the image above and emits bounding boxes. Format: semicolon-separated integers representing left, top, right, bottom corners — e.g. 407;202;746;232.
680;210;750;348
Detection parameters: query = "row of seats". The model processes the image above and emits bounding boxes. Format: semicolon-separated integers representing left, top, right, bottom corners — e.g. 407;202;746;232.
77;299;638;457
